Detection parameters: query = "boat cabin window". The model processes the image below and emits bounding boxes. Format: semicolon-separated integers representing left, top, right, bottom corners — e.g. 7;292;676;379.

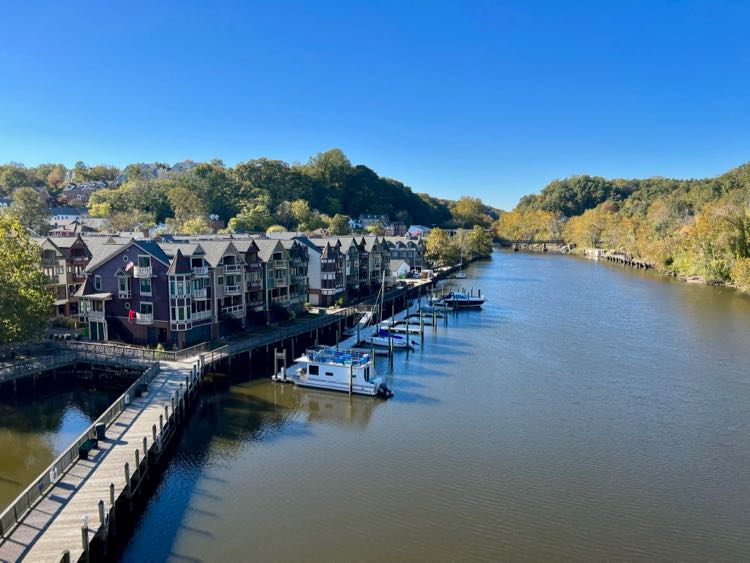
364;366;370;382
309;365;319;376
325;371;334;376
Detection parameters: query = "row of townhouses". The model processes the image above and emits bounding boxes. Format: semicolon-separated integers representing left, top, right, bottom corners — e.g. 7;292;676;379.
31;233;427;348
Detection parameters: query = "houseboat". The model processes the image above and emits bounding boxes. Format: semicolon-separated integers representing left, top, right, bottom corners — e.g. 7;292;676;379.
281;346;393;397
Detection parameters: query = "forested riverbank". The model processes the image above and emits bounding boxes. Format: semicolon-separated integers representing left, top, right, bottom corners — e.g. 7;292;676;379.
495;162;750;290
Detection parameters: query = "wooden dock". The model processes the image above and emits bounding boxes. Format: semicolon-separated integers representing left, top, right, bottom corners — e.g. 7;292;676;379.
0;358;201;563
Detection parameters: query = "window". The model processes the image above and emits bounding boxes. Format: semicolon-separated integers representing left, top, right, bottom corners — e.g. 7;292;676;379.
123;255;129;262
138;255;151;268
325;371;334;377
139;278;152;294
140;302;153;315
125;302;130;309
118;276;128;293
364;366;370;382
309;365;319;375
94;275;101;291
218;276;224;286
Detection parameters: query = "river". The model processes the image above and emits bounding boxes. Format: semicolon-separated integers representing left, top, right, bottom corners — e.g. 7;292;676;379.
0;385;124;508
117;250;747;560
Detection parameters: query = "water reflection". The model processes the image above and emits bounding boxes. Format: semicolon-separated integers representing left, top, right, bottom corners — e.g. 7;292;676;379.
0;385;123;508
121;251;750;561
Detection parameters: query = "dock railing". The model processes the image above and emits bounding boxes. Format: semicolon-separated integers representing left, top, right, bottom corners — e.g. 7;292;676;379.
54;340;210;363
0;351;78;383
0;363;160;539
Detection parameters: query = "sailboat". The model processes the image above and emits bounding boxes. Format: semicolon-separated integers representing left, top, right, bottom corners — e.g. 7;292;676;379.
363;272;420;349
453;245;468;279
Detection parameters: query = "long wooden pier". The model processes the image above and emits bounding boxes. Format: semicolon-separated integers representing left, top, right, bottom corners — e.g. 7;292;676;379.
0;358;203;563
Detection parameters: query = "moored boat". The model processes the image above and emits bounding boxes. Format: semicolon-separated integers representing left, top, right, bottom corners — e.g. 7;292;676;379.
281;346;393;397
434;291;486;309
364;328;420;349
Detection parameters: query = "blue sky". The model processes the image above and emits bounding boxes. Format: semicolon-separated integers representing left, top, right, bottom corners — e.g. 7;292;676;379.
1;1;749;209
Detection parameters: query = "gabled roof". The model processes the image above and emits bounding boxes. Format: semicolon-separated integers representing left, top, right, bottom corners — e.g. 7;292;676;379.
167;249;193;275
159;242;206;258
292;236;322;254
190;240;242;266
230;239;260;254
253;239;285;262
85;239;170;272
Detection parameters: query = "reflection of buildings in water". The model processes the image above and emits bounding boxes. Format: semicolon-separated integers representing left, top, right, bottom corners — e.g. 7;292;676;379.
297;389;381;428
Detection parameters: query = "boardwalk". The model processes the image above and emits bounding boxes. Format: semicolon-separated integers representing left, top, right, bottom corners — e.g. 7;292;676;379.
0;359;199;563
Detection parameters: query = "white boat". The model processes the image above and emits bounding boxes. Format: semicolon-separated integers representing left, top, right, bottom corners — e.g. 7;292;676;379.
281;346;393;397
378;319;422;334
364;328;420;349
344;310;374;336
453;271;468;279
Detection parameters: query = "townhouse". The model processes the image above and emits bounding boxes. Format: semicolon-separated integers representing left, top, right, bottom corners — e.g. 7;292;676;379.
383;236;426;270
32;235;92;317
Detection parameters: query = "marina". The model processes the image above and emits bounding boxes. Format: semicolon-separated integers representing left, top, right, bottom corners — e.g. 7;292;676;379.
118;251;750;561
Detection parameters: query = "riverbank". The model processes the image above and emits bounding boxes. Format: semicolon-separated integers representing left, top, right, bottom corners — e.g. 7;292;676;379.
573;247;748;293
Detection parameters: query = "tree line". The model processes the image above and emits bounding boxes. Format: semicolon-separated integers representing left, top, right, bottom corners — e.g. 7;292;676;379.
1;150;499;236
495;166;750;290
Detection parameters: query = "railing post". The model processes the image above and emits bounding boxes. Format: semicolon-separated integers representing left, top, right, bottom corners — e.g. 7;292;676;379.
81;515;89;563
98;499;105;526
143;436;148;472
124;463;131;498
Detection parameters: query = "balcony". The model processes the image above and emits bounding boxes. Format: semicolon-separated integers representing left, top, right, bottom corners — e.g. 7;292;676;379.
192;309;212;321
171;321;192;332
192;265;209;276
133;266;152;278
223;263;242;273
225;285;241;295
274;260;287;269
222;304;244;318
88;310;105;322
71;255;88;264
136;312;154;325
72;273;87;283
247;262;262;270
247;299;264;308
118;291;131;299
247;281;262;290
193;288;208;299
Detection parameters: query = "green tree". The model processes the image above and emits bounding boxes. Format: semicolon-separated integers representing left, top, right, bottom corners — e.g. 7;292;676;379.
328;213;351;235
468;225;493;258
451;196;491;227
0;212;53;342
266;224;286;234
425;227;460;266
11;187;50;234
167;186;207;225
0;164;38;196
228;204;272;232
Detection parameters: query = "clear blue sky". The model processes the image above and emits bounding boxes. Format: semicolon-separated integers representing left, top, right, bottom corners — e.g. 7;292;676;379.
1;0;749;210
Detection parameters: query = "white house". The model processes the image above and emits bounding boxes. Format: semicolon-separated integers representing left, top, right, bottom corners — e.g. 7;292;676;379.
389;259;410;279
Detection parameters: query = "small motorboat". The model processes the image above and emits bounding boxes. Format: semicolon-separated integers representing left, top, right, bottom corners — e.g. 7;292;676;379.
364;328;420;349
436;291;486;309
